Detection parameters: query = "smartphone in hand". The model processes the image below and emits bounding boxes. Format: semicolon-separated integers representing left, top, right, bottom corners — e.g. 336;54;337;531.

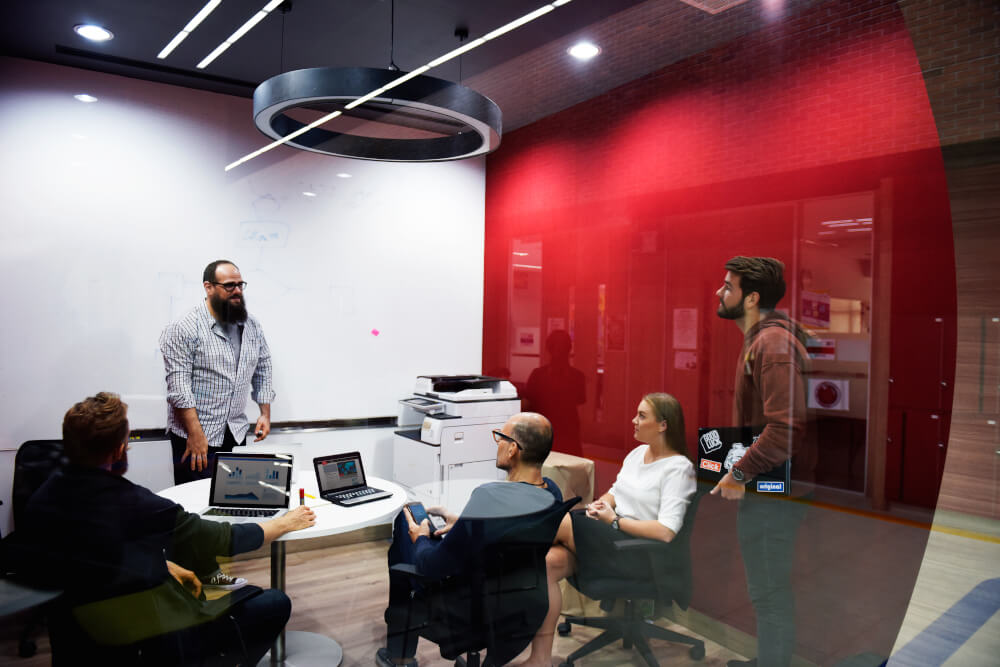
406;502;447;534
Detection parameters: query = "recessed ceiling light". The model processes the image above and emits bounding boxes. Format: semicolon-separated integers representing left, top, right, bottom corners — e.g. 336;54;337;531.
74;24;114;42
302;191;317;197
73;94;98;103
336;173;352;179
567;41;600;60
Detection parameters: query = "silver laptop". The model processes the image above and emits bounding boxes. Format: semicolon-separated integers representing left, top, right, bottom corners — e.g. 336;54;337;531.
200;452;293;523
313;451;392;506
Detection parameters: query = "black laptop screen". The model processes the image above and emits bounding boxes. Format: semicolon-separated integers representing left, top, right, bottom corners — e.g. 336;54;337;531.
315;453;366;493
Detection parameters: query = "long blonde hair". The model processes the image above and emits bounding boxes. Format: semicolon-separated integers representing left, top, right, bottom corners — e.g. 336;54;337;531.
642;392;686;456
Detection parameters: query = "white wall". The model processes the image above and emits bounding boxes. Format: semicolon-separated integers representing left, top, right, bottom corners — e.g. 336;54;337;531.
0;57;487;531
0;56;485;439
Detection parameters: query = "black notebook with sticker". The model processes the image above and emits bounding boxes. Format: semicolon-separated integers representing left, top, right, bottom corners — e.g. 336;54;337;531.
696;426;791;495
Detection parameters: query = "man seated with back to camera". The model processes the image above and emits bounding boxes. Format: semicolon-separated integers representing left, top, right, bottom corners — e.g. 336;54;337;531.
376;411;563;667
15;392;315;666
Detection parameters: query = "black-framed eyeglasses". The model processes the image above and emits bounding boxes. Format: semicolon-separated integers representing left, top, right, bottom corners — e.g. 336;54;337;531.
492;429;522;450
210;281;247;292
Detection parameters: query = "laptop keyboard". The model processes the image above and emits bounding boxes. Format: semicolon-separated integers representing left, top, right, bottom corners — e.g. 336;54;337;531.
204;508;280;518
335;487;380;501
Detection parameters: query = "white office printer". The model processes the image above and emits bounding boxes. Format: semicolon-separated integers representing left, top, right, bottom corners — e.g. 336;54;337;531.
393;375;520;503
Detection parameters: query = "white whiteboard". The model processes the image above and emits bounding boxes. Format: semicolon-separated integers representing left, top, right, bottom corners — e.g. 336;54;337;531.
0;57;486;448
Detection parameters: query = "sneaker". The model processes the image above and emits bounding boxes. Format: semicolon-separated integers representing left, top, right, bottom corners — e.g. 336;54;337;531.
727;659;756;667
202;571;248;590
375;647;418;667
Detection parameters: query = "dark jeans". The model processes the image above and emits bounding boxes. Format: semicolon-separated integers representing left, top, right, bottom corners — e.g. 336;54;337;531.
385;512;422;659
170;429;240;486
737;492;808;667
206;587;291;666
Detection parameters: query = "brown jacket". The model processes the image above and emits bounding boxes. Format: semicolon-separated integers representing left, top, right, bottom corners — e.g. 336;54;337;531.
732;312;814;487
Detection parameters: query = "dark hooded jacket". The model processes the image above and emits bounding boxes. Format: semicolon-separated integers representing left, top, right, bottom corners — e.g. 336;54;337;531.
731;312;816;493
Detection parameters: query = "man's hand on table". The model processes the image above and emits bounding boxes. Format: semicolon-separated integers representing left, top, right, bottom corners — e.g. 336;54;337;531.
260;506;316;543
281;505;316;531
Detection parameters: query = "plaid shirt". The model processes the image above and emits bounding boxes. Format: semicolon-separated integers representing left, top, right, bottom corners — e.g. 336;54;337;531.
159;301;275;447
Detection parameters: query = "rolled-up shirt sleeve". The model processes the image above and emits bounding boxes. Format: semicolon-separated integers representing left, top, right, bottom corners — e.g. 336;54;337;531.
250;333;275;405
159;322;197;410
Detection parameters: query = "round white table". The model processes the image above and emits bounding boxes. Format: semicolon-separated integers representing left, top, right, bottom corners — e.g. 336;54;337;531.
159;475;406;666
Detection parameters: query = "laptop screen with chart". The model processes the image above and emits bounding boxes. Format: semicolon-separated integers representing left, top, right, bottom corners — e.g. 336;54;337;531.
201;453;293;521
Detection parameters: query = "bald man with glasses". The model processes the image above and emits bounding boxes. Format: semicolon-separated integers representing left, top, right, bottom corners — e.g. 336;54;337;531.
159;259;275;495
376;412;563;667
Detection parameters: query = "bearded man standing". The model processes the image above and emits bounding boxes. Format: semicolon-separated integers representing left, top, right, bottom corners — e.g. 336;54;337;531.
160;260;275;487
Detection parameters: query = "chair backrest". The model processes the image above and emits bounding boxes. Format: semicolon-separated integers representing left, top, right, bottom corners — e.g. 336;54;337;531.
431;496;579;665
12;440;66;531
652;486;703;609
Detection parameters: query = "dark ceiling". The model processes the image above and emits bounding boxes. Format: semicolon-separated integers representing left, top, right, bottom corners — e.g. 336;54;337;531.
1;0;824;131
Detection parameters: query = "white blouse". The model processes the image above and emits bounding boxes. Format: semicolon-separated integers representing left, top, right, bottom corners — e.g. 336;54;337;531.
609;445;696;534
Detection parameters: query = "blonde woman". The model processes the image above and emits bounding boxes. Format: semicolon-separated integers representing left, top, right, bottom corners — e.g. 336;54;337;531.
518;393;696;667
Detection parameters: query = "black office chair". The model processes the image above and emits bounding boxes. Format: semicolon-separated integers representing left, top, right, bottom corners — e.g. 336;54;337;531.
1;440;68;658
557;491;705;667
12;440;67;529
1;504;64;659
45;590;256;667
392;496;579;667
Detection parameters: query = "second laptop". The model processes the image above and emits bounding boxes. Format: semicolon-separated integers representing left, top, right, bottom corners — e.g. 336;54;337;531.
313;451;392;506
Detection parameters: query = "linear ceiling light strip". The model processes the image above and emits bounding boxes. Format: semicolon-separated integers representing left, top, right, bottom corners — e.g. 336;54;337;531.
224;0;573;171
157;0;222;60
198;0;284;69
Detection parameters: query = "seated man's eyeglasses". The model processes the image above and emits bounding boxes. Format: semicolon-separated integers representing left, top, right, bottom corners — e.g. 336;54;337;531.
492;429;523;450
210;281;248;292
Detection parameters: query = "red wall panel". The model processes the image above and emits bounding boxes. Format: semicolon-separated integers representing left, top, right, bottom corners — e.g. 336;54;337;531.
484;0;955;508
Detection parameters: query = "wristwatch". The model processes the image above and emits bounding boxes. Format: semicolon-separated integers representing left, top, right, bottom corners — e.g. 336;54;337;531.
611;517;620;531
731;467;747;484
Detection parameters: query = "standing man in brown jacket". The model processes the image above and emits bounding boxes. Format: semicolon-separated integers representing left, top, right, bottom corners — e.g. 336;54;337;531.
711;256;813;667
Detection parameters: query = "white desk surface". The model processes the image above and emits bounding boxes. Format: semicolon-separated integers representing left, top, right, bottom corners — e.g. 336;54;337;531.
158;475;406;542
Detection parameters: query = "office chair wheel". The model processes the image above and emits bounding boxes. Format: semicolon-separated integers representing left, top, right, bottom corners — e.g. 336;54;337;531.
689;643;705;660
18;639;37;658
557;621;571;636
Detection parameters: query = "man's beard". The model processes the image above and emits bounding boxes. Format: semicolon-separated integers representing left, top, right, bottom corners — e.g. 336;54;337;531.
211;292;248;323
110;449;129;476
716;299;745;320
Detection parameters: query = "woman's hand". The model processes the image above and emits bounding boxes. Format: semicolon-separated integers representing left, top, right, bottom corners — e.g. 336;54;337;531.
585;499;616;525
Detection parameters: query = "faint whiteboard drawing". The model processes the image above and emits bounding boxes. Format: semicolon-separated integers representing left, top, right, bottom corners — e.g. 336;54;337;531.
239;221;289;247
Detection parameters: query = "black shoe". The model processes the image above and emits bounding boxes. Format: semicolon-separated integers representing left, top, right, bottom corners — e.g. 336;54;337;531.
375;647;418;667
727;660;756;667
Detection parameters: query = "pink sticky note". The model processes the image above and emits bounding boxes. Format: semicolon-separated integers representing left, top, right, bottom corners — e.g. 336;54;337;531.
371;328;380;336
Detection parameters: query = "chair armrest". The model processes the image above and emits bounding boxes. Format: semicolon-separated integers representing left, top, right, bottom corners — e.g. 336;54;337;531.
611;538;664;552
389;563;424;578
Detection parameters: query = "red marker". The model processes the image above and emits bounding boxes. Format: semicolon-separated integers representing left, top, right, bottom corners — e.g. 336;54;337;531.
299;488;305;506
